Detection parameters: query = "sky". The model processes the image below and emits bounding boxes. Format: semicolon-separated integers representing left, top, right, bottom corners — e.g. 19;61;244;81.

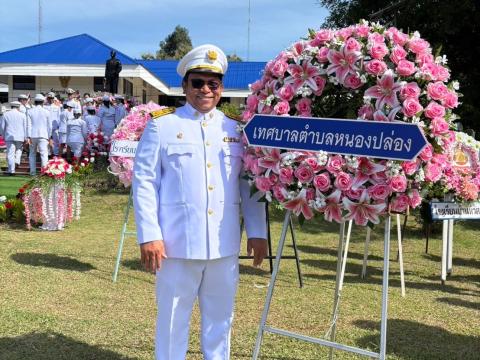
0;0;328;62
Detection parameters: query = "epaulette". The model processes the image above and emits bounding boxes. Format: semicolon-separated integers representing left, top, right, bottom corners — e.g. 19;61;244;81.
223;109;245;123
150;107;176;119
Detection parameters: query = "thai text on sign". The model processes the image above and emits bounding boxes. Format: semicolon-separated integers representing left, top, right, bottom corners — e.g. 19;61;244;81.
431;202;480;220
110;140;138;157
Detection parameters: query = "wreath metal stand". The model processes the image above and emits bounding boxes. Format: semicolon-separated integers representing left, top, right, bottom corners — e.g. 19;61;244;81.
252;210;392;360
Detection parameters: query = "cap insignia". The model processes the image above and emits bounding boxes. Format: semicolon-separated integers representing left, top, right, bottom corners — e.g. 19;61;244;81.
207;50;218;62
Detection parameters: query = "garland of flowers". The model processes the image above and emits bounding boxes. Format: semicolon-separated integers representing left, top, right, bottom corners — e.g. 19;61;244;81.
108;101;166;187
241;20;478;225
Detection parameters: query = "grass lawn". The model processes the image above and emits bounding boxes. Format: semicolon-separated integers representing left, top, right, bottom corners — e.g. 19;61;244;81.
0;190;479;359
0;176;31;198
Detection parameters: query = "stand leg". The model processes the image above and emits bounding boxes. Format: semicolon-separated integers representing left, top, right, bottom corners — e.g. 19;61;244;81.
361;227;371;279
425;223;430;254
379;215;391;360
339;220;353;292
252;211;292;360
447;219;453;276
266;204;274;274
289;217;303;288
112;190;133;282
328;221;346;360
441;220;448;285
396;214;405;297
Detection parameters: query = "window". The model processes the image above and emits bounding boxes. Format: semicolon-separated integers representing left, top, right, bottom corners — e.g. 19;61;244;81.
123;79;133;97
142;89;147;104
158;95;184;107
93;77;104;92
13;76;35;90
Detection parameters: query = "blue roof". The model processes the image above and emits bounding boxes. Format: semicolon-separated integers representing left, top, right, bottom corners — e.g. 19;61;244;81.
139;60;266;90
0;34;137;65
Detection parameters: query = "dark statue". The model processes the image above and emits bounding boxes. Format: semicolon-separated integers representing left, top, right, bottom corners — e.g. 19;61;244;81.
105;50;122;94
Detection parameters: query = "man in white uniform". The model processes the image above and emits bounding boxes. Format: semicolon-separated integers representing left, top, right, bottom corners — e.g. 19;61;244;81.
98;95;116;139
66;108;88;159
18;94;31;114
0;101;26;175
27;94;51;175
114;94;127;126
44;92;61;156
133;45;268;360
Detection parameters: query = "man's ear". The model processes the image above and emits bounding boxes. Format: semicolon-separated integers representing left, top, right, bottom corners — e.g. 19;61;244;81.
181;80;187;94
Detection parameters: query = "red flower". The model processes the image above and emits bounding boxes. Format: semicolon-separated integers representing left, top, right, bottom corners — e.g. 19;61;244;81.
5;202;12;209
18;188;25;194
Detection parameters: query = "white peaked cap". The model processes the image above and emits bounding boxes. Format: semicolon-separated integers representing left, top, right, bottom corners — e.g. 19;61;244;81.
177;44;228;78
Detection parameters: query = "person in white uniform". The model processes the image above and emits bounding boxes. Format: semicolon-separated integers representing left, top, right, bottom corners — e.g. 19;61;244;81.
44;92;61;156
18;94;31;114
133;44;268;360
98;95;116;139
84;106;101;135
0;101;27;175
57;101;74;157
82;97;95;117
66;108;88;159
26;94;52;175
114;94;127;126
66;88;82;113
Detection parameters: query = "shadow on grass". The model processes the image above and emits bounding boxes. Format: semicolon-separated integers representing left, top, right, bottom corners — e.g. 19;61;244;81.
436;297;480;311
239;263;270;276
121;258;143;271
0;332;135;360
295;245;383;261
11;253;95;272
353;319;480;359
422;253;480;270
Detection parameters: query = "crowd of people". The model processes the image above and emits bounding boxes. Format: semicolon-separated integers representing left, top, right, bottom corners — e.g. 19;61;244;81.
0;88;130;175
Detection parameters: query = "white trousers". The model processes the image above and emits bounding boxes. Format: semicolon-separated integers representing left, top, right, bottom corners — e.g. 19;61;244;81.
155;255;239;360
6;141;23;173
67;142;84;158
29;138;49;175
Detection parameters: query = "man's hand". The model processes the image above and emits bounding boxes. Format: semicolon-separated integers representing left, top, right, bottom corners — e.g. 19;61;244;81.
140;240;167;273
247;238;268;267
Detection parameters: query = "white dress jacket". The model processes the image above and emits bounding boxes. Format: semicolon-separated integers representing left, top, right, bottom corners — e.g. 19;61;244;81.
133;104;267;260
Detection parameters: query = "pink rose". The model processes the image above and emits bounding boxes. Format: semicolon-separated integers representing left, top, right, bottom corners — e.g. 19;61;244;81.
424;162;442;182
364;59;388;76
421;62;439;81
424;101;446;119
295;98;312;116
400;82;421;100
345;37;362;52
336;26;354;40
389;174;408;192
305;157;321;172
246;95;259;112
313;76;327;96
396;59;416;76
387;27;408;46
279;167;294;184
250;79;264;92
427;81;449;101
277;84;295;102
389;45;407;64
368;32;386;44
314;29;334;45
369;43;389;59
441;91;458;109
274;100;290;115
316;47;330;63
402;97;423;117
345;187;364;200
431;153;449;168
358;104;374;120
355;24;370;38
402;160;419;175
391;194;410;213
334;172;352;191
435;65;450;82
242;110;254;121
416;52;434;66
408;38;430;54
408;189;422;208
368;183;391;201
326;155;344;173
344;74;362;89
294;165;314;183
430;117;450;136
419;144;433;161
255;176;272;192
313;173;331;192
272;184;287;202
271;60;289;78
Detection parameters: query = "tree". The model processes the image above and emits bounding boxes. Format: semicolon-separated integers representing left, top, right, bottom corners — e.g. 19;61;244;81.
227;53;243;62
140;52;155;60
317;0;480;135
156;25;193;60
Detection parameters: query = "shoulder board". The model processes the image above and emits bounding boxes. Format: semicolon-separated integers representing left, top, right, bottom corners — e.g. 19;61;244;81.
223;110;244;123
150;107;176;119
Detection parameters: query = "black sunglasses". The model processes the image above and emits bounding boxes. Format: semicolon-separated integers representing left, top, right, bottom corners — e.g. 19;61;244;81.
190;78;221;91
